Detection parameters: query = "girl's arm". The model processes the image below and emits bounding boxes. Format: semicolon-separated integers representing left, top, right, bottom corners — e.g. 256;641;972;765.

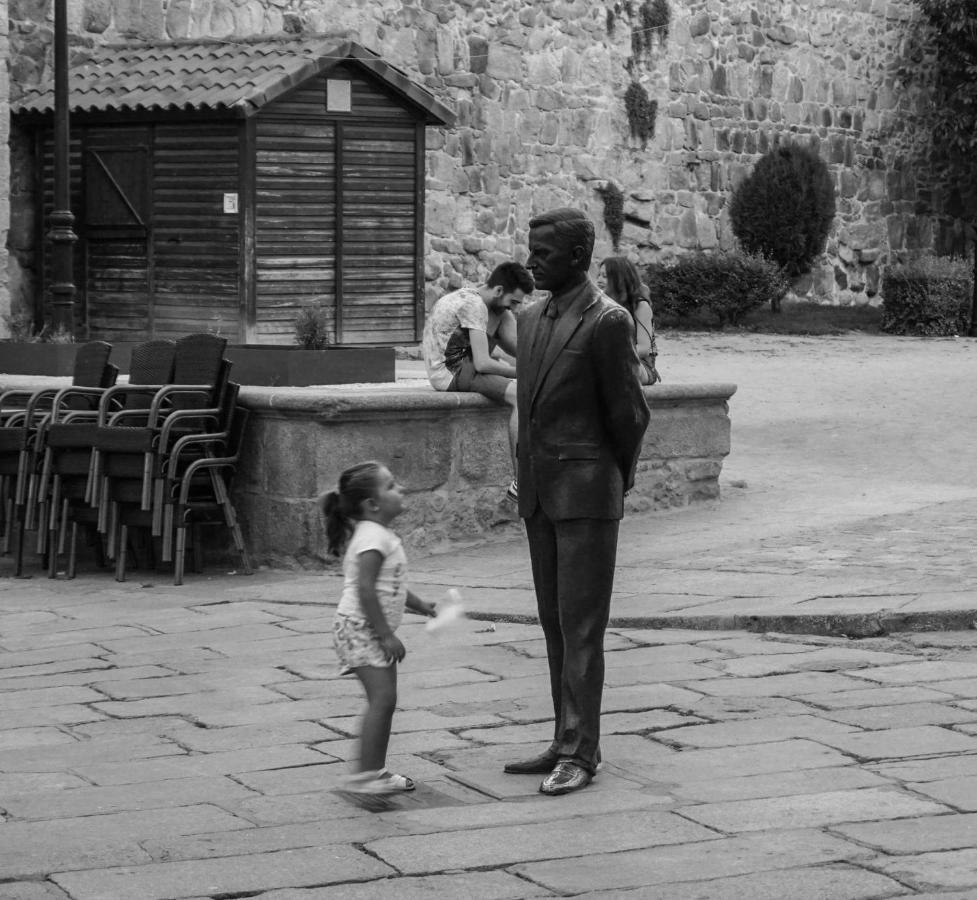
634;300;654;359
357;550;406;662
406;590;437;617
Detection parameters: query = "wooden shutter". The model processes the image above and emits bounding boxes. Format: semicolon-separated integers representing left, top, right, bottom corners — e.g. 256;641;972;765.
254;119;337;344
152;122;241;340
338;121;418;345
82;127;151;339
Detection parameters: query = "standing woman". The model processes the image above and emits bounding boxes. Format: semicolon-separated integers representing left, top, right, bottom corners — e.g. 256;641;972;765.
597;257;662;385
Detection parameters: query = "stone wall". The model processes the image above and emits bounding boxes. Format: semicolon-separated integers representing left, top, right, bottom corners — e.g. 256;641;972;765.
5;0;950;320
234;381;735;566
0;0;10;333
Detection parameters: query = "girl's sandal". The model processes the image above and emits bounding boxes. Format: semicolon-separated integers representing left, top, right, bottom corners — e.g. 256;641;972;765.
334;769;415;811
375;770;415;792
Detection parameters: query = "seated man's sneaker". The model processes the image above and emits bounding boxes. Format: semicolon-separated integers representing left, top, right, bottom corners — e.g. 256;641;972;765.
539;760;593;796
505;479;519;503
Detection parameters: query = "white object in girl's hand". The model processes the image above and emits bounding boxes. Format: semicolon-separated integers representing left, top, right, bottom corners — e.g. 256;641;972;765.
426;589;466;635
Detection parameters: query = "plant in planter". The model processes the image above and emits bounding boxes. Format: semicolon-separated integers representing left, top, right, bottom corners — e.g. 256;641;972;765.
225;300;393;386
294;301;332;350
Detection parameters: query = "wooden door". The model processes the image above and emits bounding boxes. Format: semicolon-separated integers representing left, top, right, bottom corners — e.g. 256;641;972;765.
83;127;152;339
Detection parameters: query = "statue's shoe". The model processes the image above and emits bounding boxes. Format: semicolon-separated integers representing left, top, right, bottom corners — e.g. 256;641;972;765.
540;760;593;796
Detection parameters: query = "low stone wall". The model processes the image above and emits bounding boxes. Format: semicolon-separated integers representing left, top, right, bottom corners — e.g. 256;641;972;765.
236;381;736;566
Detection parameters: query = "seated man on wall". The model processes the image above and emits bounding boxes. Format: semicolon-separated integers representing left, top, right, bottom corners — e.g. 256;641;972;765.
422;261;535;503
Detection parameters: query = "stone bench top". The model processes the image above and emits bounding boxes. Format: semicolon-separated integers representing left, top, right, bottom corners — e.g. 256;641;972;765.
237;381;738;415
1;374;737;417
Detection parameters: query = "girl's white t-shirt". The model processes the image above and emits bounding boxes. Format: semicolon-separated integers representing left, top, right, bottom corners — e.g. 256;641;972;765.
336;520;408;632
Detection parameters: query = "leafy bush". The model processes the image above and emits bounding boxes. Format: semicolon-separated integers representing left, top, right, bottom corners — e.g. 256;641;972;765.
2;310;39;342
881;256;973;335
729;143;835;277
294;300;332;349
2;311;75;343
644;252;789;327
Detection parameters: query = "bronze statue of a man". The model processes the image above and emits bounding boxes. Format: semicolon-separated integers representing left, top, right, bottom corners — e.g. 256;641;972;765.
505;207;651;795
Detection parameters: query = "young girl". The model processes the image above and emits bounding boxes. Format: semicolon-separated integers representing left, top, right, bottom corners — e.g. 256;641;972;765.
597;256;662;385
321;460;436;805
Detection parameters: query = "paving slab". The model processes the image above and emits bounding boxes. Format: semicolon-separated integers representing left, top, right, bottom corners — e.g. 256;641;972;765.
874;848;977;892
834;813;977;854
679;786;950;833
365;809;717;874
574;864;909;900
50;846;396;900
510;829;873;893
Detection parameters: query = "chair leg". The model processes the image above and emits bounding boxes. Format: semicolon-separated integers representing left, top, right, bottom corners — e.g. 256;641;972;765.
214;477;252;576
1;494;11;555
106;502;118;559
67;521;79;579
161;499;174;562
141;453;154;510
48;497;68;578
151;477;165;536
115;522;128;582
97;479;110;533
13;512;26;577
174;519;186;587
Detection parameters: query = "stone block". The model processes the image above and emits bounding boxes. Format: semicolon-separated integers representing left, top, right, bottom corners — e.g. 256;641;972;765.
643;403;731;458
487;44;522;81
690;11;711;37
468;36;488;74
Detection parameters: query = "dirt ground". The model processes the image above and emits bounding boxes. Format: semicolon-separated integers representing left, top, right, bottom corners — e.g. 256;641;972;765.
657;330;977;522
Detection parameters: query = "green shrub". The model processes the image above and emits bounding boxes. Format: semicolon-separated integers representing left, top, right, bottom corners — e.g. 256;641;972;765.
729;143;835;278
644;252;790;327
2;310;39;342
881;256;973;336
294;300;332;349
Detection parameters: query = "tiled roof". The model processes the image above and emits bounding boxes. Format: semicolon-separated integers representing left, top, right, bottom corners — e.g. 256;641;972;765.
12;36;454;125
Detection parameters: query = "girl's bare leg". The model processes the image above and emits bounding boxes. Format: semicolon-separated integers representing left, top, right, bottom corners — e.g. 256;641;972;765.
352;663;398;773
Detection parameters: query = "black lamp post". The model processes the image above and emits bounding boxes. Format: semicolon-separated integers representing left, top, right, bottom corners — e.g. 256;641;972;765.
47;0;77;334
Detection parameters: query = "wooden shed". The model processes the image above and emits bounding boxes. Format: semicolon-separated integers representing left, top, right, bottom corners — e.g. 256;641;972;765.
12;37;455;345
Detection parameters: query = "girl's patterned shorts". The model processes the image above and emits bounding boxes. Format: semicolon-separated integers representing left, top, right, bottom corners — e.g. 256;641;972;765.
333;613;393;675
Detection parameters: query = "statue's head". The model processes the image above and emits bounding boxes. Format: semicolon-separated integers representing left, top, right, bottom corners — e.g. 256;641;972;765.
527;208;595;293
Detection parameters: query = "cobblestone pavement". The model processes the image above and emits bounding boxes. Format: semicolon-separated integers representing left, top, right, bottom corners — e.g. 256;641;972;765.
5;332;977;897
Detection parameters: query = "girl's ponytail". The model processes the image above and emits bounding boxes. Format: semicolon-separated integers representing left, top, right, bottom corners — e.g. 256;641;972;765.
319;461;383;557
320;489;348;557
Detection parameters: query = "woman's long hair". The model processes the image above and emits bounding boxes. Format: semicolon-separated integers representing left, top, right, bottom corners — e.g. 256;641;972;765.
601;257;644;318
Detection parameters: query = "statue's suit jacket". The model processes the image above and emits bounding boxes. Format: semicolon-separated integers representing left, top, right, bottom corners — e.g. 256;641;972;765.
516;280;651;521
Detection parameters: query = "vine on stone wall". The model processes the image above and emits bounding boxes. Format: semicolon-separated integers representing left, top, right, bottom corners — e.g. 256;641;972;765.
597;181;625;251
631;0;670;58
624;82;658;148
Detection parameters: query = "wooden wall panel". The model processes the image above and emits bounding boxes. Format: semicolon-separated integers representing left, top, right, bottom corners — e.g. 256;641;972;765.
253;68;423;345
254;117;337;344
339;121;417;344
152;123;241;341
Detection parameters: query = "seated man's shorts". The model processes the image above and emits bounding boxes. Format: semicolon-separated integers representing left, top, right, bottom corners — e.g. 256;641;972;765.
448;357;512;404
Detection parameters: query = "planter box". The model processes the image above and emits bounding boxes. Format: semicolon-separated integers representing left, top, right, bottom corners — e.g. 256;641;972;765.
225;345;395;386
1;341;396;386
0;342;80;376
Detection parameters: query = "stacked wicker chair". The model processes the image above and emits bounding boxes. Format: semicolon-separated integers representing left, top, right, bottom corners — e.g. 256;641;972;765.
0;341;116;575
40;339;177;578
3;333;253;584
87;333;251;583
